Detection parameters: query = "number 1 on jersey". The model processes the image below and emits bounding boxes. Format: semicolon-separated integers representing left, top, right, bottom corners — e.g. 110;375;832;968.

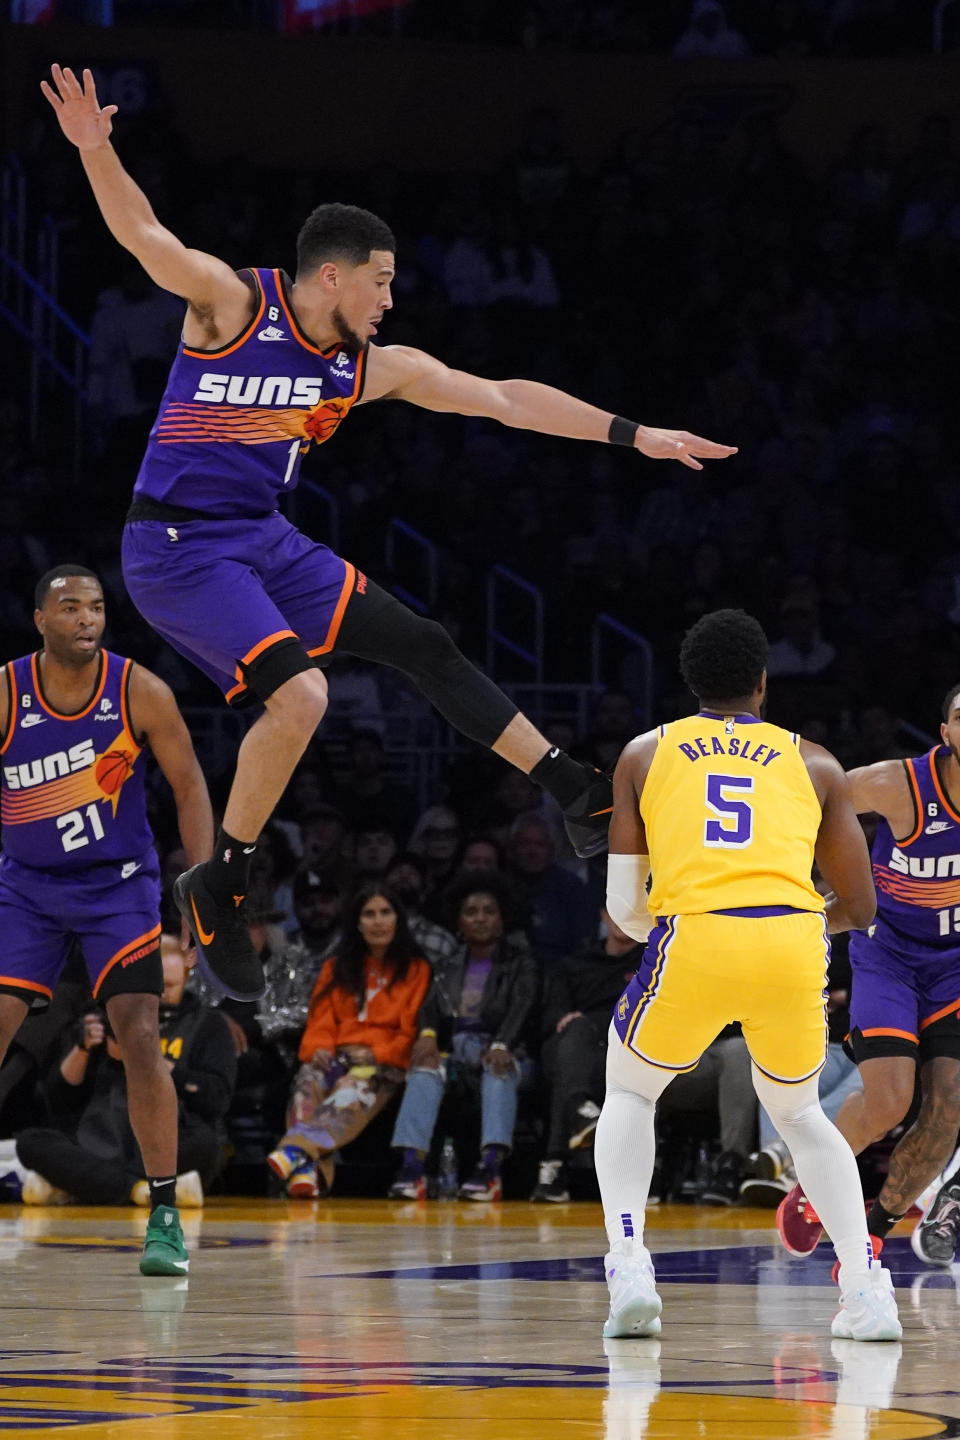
283;438;300;486
704;772;754;848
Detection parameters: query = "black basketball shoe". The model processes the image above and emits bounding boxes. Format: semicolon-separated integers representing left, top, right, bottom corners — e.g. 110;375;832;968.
174;863;265;1001
562;766;614;859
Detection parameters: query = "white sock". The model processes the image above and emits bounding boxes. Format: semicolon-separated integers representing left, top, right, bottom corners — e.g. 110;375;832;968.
754;1068;872;1278
596;1041;670;1253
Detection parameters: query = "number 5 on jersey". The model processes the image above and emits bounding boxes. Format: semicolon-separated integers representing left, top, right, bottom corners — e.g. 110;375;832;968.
704;773;754;848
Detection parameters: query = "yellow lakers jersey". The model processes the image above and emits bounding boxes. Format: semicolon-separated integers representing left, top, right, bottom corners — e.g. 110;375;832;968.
641;712;824;916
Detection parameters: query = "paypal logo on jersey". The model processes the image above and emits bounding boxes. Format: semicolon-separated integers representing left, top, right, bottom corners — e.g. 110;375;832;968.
193;373;325;406
3;740;95;791
889;844;960;878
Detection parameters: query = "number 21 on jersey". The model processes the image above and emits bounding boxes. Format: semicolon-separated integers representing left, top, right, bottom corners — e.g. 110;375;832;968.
704;773;754;848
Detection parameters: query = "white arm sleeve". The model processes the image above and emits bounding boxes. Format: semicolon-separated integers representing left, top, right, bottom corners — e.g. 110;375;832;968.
606;853;653;942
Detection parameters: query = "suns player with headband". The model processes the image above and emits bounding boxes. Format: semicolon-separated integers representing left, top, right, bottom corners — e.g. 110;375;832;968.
0;565;213;1276
595;608;901;1342
41;65;737;1005
778;682;960;1270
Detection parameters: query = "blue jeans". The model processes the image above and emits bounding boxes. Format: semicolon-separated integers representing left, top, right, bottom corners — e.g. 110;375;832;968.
391;1031;522;1152
758;1042;862;1149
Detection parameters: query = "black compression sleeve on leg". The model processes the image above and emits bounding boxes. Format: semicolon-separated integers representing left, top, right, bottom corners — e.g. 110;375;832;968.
332;578;518;748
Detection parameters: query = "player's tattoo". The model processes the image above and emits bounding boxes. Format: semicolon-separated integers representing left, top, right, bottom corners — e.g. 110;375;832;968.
880;1108;960;1214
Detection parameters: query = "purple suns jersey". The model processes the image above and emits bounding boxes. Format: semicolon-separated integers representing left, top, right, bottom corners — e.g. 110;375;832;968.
0;651;154;872
133;267;367;518
870;746;960;948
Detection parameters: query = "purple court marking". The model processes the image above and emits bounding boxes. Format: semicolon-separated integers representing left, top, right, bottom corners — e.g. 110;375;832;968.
321;1236;929;1288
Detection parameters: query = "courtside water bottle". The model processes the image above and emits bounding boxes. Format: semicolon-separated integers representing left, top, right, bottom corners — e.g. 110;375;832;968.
437;1138;458;1199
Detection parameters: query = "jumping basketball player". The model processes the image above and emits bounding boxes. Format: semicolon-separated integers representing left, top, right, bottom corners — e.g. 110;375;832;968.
594;608;900;1342
41;65;737;1003
0;565;213;1276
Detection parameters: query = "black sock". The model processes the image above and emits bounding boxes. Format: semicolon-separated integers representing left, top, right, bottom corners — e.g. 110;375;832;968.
149;1175;177;1211
529;747;591;810
866;1199;905;1240
204;828;256;906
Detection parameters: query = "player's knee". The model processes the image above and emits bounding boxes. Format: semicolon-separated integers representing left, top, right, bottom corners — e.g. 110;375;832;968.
410;618;461;676
866;1086;914;1138
106;999;160;1062
269;667;328;733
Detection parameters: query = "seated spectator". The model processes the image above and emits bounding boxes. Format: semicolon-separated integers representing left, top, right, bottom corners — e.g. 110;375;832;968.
288;868;345;963
673;0;750;56
573;689;639;774
388;871;539;1202
267;884;430;1198
385;852;459;969
16;936;236;1207
531;909;643;1202
299;803;356;892
333;727;418;839
506;813;595;966
766;593;838;677
408;805;462;917
656;1026;756;1203
247;819;299;934
354;820;401;881
460;834;504;874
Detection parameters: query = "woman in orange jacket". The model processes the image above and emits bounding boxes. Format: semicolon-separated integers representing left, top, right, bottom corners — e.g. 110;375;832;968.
267;882;430;1197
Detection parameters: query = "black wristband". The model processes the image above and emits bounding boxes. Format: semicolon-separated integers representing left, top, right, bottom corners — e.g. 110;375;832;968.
608;415;639;447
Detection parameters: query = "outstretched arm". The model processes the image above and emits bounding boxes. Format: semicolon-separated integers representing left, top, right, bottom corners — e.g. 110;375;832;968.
41;65;250;334
363;344;737;471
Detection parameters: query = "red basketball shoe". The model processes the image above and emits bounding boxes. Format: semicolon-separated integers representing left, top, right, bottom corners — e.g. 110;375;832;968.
776;1183;823;1256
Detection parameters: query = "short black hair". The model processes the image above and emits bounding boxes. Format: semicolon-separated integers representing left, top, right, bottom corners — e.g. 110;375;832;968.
296;203;396;276
440;868;525;936
942;683;960;722
679;608;768;704
35;564;100;610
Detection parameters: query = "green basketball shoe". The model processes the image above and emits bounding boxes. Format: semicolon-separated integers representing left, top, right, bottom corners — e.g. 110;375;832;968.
139;1205;190;1276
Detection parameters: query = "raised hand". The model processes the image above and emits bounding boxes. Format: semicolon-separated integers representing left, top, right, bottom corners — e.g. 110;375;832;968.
636;425;738;471
40;65;117;152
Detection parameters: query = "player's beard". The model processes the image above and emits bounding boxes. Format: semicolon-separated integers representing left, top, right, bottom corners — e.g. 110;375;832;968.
49;638;102;670
946;739;960;767
331;306;364;356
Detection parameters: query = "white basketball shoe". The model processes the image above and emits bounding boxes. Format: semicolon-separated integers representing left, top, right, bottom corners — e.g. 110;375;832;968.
831;1260;902;1341
602;1244;663;1338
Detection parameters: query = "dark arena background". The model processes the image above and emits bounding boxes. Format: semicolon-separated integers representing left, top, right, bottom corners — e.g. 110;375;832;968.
2;2;960;1436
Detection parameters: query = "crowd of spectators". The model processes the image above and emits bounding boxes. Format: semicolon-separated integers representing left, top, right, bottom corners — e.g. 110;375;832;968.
0;725;873;1206
69;0;958;57
394;0;947;57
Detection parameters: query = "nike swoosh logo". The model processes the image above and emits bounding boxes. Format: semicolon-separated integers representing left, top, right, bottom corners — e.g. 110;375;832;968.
189;893;215;947
589;806;614;817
